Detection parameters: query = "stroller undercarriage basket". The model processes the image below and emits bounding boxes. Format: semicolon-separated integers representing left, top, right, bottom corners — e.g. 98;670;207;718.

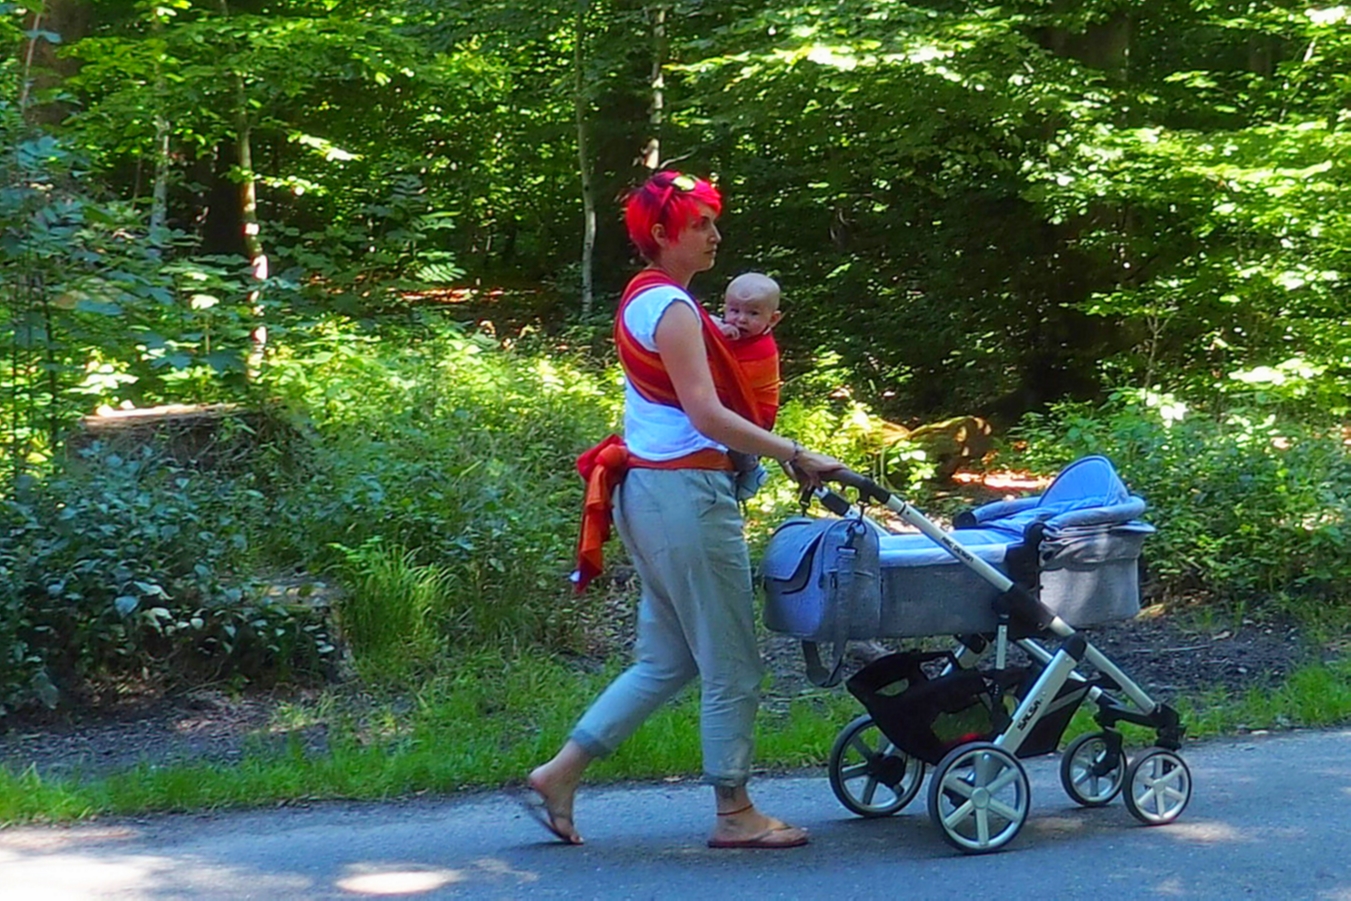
846;650;1090;766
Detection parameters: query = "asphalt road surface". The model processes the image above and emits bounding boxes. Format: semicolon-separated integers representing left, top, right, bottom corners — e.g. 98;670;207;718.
3;728;1349;900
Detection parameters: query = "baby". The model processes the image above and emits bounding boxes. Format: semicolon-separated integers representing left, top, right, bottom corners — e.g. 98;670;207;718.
717;272;783;344
714;272;782;429
713;273;783;499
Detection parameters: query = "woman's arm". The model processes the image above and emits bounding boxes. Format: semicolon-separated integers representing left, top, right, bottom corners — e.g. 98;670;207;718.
654;300;840;482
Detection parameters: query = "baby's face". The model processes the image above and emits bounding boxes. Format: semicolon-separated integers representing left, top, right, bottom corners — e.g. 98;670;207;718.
723;295;781;338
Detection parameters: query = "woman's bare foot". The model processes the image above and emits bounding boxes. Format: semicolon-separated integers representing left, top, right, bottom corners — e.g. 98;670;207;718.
524;764;583;845
707;806;809;849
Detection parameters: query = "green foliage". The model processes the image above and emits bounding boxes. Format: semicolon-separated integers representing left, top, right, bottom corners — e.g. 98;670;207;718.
0;648;860;822
256;312;617;657
0;97;276;480
8;0;1348;427
3;0;1348;725
4;644;1350;823
1011;387;1351;608
644;0;1351;420
1;103;151;468
0;447;335;714
60;1;478;299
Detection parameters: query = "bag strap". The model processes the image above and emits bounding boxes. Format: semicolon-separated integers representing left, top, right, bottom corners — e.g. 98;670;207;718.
802;639;848;688
801;517;869;688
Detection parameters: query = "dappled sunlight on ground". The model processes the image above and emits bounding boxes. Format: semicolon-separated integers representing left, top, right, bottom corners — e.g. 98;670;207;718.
335;858;539;895
335;866;466;894
401;286;509;305
0;829;546;900
1025;812;1249;846
1151;875;1187;896
0;825;141;851
0;846;312;900
1157;819;1248;843
1025;813;1093;837
0;850;163;900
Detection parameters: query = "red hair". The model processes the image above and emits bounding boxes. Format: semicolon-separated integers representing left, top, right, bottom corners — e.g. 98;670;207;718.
624;170;723;261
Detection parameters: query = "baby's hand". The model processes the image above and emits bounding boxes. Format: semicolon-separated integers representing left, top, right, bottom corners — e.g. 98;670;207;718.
714;318;740;340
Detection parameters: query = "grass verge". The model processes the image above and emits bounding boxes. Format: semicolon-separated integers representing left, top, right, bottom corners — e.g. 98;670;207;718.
3;651;1350;826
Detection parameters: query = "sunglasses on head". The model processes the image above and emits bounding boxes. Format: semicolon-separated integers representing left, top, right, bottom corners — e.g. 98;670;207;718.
655;173;699;218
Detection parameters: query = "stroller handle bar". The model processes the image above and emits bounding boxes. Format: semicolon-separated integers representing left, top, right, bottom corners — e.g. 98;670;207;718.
822;467;893;506
817;467;1017;597
815;466;1088;646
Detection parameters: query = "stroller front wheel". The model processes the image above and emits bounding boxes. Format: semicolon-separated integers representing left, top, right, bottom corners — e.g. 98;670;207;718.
827;714;925;817
1060;731;1126;807
927;741;1030;854
1124;747;1192;825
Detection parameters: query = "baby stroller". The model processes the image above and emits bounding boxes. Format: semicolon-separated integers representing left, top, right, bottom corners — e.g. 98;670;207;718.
760;456;1191;854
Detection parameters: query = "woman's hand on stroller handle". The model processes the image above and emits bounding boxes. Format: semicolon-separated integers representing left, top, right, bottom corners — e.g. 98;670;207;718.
781;447;846;490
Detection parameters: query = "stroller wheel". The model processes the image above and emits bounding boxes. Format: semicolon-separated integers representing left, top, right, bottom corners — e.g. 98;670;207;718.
1124;747;1192;825
1060;731;1125;807
927;741;1030;854
827;714;925;817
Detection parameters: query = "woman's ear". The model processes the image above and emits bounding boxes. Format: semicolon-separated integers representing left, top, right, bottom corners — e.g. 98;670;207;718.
650;222;669;248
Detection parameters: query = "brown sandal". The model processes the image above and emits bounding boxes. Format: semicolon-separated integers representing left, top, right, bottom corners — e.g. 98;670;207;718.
707;824;809;849
511;786;584;845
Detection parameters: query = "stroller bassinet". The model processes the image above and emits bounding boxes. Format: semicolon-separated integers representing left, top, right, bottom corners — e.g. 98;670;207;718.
762;455;1153;644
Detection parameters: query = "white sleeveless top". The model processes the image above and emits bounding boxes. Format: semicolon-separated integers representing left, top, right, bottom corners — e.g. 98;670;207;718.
621;284;725;461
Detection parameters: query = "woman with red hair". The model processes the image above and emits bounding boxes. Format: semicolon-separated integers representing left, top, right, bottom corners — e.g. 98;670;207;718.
523;170;841;849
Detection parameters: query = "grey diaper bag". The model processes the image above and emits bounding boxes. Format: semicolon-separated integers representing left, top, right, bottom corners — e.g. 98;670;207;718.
760;514;882;687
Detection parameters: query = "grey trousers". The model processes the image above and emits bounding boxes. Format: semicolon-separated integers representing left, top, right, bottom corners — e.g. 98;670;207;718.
571;467;764;787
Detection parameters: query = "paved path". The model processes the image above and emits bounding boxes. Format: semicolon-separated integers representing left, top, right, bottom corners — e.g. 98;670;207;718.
3;729;1349;900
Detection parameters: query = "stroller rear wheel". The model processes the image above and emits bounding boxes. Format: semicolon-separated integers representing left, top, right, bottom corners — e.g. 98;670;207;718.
828;714;925;817
1060;731;1125;807
927;741;1030;854
1124;747;1192;825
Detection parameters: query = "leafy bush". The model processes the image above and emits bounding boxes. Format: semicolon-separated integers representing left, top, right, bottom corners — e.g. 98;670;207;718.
0;447;335;715
0;306;901;706
1011;388;1351;609
0;98;301;479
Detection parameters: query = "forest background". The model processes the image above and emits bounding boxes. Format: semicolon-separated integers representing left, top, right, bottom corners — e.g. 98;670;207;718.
1;0;1348;744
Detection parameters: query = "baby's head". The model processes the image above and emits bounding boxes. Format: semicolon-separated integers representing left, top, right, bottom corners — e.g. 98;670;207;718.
722;272;782;339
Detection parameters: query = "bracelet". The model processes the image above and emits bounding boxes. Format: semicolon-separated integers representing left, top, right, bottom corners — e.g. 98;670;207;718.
787;440;803;466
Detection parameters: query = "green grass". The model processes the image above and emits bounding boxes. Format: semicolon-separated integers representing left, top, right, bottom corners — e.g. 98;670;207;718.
4;648;1351;826
328;538;460;679
0;651;858;824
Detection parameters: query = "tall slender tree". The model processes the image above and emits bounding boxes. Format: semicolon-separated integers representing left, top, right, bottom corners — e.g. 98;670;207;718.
574;0;597;315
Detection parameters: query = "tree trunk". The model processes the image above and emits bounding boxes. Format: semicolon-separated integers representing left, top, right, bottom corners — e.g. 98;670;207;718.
638;4;667;171
575;0;596;316
218;0;268;377
237;114;269;378
19;0;88;124
150;111;171;238
1040;5;1132;84
149;11;171;243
